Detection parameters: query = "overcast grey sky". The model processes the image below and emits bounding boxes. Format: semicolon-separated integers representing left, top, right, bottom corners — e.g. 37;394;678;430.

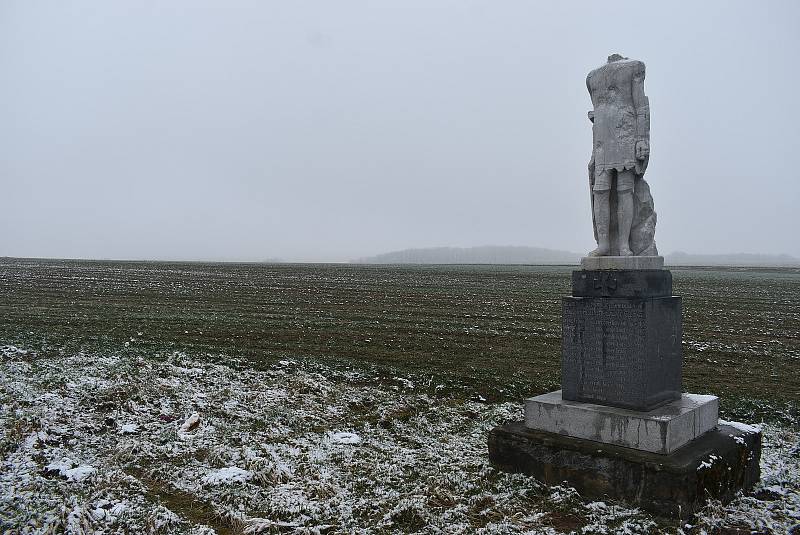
2;1;799;261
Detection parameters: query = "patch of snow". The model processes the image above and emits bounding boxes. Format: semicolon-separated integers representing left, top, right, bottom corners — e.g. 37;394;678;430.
201;466;253;485
763;484;790;496
719;419;762;434
23;431;39;449
697;454;721;471
45;457;76;475
119;423;139;434
330;431;361;445
243;517;301;533
393;377;415;389
179;412;201;433
171;365;205;377
46;458;97;482
65;465;97;482
1;345;28;358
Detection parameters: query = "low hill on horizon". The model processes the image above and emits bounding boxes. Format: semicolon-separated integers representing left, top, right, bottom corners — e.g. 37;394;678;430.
354;246;800;267
665;251;800;267
354;246;582;265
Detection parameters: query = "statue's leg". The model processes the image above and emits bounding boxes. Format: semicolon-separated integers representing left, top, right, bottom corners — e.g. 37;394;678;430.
616;169;635;256
588;170;612;256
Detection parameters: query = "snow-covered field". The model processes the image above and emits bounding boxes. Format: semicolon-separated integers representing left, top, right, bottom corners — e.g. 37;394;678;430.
1;344;798;534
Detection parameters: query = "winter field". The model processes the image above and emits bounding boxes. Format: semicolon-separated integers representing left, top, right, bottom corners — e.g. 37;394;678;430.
0;258;798;533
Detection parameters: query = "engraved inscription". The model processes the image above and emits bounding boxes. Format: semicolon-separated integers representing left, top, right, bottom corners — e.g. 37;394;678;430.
591;272;619;295
562;297;681;410
563;299;645;406
562;296;682;410
584;300;644;402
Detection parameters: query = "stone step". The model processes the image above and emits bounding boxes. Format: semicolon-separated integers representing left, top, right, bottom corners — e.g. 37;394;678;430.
524;390;718;454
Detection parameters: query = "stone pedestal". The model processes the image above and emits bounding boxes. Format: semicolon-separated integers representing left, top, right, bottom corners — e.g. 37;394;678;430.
488;259;762;515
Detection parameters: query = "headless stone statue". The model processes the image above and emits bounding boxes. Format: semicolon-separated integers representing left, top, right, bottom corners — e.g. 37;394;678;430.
587;54;658;257
488;54;760;516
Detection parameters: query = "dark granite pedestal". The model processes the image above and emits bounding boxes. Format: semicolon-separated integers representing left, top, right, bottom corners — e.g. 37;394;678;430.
489;259;762;517
563;268;681;411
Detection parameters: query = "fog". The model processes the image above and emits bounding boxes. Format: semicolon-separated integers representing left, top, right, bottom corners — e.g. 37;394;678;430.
2;1;798;262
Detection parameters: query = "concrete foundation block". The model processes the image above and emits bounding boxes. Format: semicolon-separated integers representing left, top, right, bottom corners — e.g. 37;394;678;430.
488;421;761;518
524;390;718;454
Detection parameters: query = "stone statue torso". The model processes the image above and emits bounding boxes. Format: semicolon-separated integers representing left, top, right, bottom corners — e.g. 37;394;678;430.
587;59;644;174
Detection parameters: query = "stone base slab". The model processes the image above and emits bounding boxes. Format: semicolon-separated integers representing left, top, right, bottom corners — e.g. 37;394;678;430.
524;391;718;454
581;255;664;270
488;421;761;518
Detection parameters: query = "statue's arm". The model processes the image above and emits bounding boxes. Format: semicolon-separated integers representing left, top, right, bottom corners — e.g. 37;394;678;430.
632;62;650;160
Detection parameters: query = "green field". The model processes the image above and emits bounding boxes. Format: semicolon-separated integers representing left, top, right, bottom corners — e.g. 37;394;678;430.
2;258;799;533
1;258;797;422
